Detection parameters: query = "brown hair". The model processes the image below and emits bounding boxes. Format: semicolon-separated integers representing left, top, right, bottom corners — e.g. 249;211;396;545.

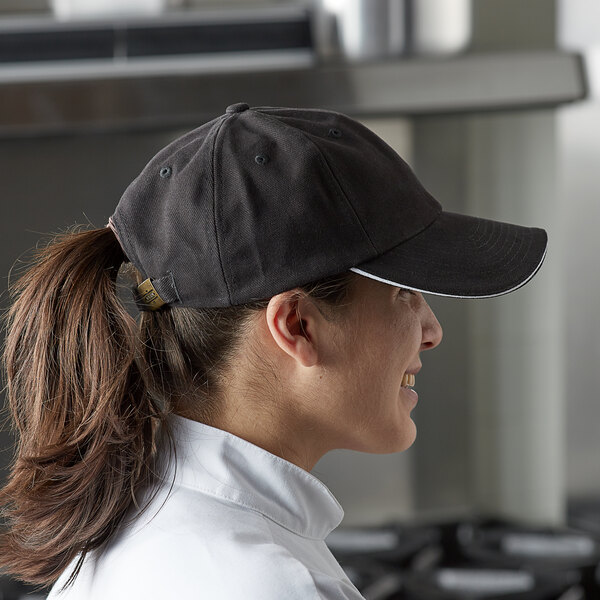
0;224;357;589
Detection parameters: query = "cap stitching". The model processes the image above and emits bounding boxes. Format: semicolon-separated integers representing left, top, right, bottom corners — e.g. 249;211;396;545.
210;116;233;305
352;242;546;299
166;270;182;303
352;218;545;298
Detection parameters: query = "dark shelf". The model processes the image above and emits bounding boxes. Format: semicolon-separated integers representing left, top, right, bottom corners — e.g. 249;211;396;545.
0;9;312;63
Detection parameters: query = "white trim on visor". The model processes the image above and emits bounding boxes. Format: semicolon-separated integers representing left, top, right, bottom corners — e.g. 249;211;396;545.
349;245;548;300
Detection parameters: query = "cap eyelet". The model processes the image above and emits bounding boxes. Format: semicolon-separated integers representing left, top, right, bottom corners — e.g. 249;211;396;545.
328;128;342;138
160;166;172;178
255;154;269;165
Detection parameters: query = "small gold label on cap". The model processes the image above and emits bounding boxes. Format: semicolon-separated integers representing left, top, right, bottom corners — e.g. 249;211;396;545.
136;278;166;310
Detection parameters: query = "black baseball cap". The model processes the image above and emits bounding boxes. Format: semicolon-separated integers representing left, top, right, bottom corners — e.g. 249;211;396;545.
107;102;547;310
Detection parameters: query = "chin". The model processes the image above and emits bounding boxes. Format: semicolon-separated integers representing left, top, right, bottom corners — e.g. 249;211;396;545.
393;417;417;452
360;421;417;454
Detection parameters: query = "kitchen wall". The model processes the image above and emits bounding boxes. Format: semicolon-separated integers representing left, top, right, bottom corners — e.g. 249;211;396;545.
557;0;600;498
1;0;599;530
558;101;600;498
0;0;46;12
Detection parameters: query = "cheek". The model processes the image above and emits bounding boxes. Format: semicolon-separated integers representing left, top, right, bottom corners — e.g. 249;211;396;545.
384;312;420;360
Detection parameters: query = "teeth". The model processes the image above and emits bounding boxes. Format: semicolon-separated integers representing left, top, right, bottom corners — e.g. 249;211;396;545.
401;373;415;387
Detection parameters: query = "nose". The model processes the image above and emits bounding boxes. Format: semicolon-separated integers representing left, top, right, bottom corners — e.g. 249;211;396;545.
420;299;443;352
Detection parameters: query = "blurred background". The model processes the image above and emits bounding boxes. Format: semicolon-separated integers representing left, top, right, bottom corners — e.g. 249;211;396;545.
0;0;599;598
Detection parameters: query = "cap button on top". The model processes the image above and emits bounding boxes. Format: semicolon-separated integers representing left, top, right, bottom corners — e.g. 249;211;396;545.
226;102;250;114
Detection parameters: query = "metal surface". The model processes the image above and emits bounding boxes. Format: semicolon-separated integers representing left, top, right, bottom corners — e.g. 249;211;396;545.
0;50;587;137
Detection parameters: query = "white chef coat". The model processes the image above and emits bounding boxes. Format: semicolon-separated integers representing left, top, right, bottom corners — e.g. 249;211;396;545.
47;414;366;599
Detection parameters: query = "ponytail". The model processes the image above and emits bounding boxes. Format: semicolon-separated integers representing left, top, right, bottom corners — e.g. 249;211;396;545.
0;223;358;589
0;225;164;587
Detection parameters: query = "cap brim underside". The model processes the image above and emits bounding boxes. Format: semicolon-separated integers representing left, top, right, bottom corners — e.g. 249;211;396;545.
350;211;548;299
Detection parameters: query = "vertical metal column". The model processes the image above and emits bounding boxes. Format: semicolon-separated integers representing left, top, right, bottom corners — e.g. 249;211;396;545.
411;117;473;518
465;111;565;525
412;111;565;525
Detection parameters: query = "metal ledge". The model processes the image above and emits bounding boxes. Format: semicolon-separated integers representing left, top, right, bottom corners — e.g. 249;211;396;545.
0;50;587;138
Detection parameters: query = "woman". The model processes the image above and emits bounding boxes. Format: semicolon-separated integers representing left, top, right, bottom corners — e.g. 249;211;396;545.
0;103;547;599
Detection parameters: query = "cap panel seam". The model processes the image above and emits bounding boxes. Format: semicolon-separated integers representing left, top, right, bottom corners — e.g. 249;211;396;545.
388;208;442;249
254;110;378;254
254;106;345;118
162;123;221;166
296;129;379;254
210;115;233;305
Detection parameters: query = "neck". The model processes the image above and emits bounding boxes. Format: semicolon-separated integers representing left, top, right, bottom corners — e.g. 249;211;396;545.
174;391;328;472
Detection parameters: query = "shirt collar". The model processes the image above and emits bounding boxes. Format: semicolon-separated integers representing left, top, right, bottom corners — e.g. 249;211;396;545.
160;414;344;540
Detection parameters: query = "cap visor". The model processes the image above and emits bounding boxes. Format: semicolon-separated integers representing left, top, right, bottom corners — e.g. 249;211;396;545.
350;211;548;299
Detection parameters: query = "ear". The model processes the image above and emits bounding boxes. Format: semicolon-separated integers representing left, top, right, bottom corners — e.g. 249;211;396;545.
265;291;321;368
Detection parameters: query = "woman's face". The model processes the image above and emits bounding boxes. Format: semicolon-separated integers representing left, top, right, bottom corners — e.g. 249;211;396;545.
319;275;443;455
